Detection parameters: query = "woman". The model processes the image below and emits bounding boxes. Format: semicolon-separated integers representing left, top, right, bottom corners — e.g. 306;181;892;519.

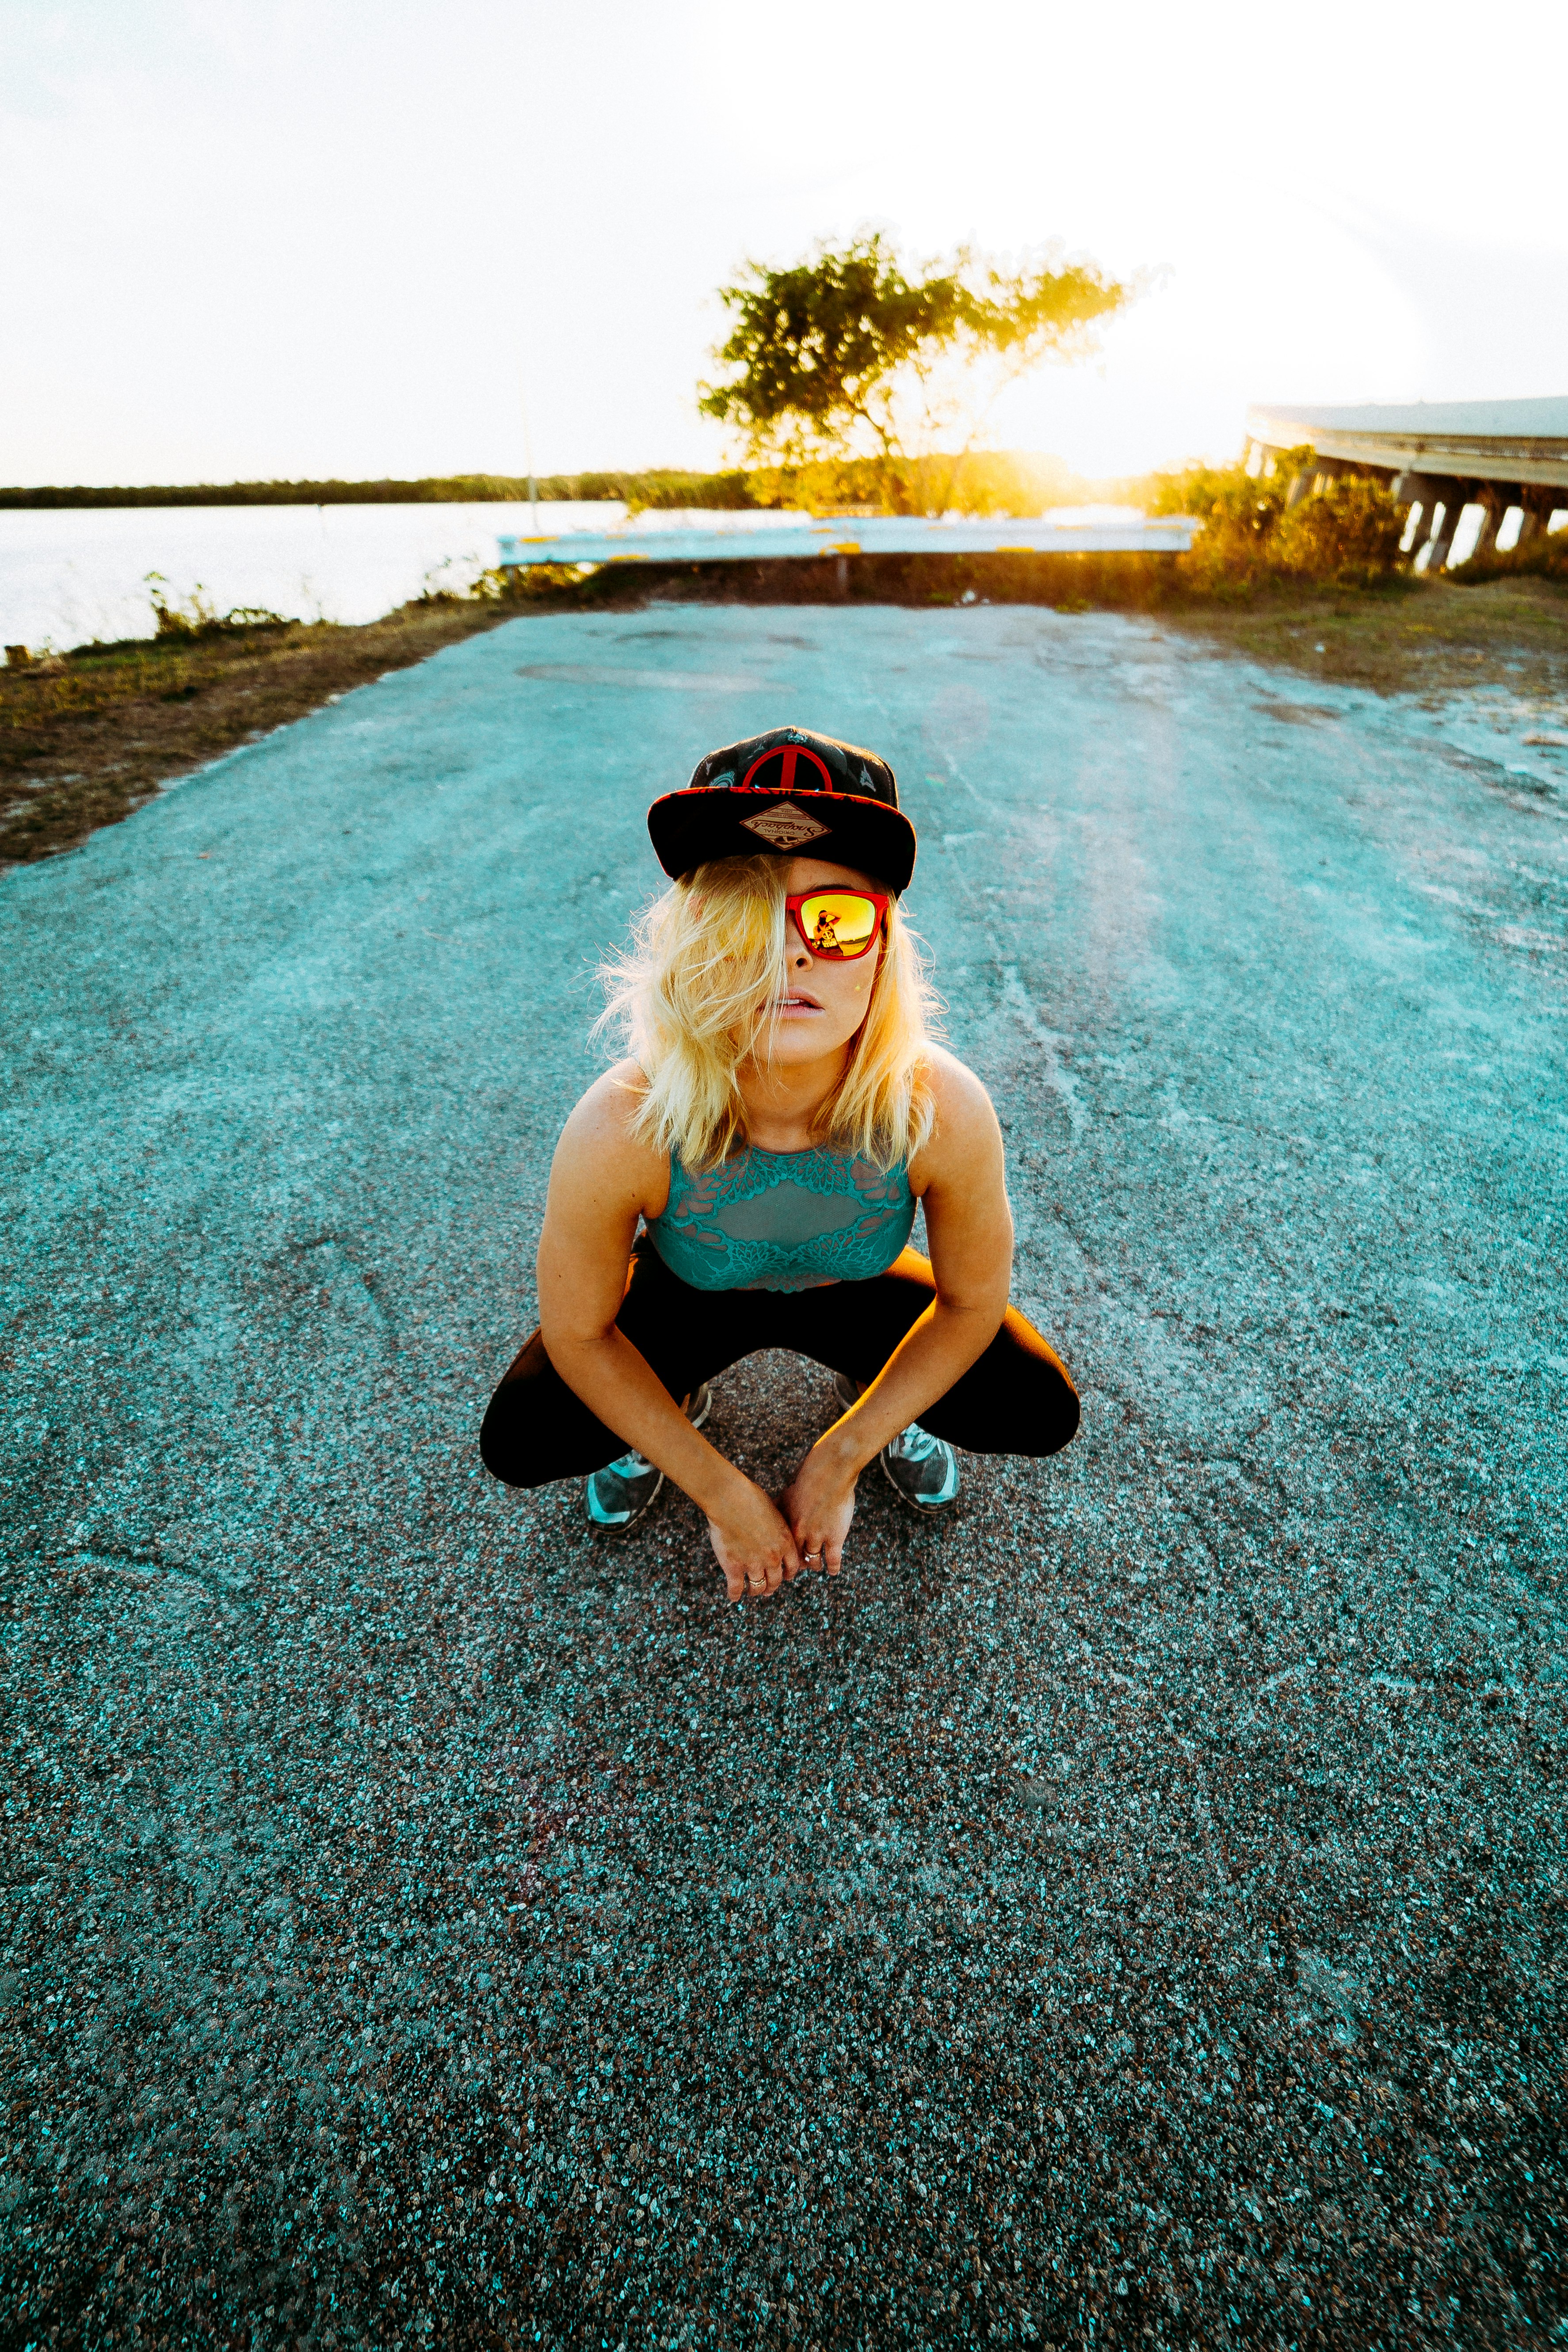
481;725;1079;1601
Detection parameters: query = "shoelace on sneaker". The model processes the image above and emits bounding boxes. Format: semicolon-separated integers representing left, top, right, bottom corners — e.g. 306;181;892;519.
885;1421;943;1462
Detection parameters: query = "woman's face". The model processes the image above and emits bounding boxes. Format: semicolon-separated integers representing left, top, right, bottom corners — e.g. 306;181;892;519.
757;854;887;1070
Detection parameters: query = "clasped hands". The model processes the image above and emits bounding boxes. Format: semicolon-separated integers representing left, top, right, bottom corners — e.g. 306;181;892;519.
703;1434;858;1603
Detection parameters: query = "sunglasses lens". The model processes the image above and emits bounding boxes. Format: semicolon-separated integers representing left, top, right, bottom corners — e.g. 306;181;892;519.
797;893;879;957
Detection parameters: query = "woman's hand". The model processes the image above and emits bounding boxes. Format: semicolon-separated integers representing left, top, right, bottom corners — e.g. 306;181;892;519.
779;1443;858;1578
705;1479;804;1603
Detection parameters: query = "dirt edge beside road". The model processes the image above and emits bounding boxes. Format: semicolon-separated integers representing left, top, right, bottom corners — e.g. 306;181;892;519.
4;568;1564;867
0;599;523;867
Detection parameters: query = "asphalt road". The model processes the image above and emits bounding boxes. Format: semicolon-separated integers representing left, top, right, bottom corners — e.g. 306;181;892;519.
3;605;1565;2350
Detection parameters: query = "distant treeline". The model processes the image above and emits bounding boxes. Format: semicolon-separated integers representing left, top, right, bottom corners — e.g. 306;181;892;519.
0;470;767;512
0;452;1107;516
0;473;658;510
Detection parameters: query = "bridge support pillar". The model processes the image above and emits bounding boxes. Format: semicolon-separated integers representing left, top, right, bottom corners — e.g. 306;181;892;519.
1411;501;1447;569
1427;485;1474;571
1396;478;1466;569
1515;489;1554;548
1470;492;1508;561
1393;473;1434;555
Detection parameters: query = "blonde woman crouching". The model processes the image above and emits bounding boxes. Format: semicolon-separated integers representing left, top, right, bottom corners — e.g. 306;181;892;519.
481;726;1079;1600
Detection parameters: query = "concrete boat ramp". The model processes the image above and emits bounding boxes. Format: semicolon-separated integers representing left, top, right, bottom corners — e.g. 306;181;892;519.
497;509;1199;574
3;607;1564;2346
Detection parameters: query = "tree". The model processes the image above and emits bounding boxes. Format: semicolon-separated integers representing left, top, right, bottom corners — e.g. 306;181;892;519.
698;231;1135;513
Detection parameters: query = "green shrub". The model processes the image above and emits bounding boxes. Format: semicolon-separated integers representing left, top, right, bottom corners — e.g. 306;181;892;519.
1272;476;1408;587
1140;452;1303;521
1172;474;1291;596
1156;450;1408;595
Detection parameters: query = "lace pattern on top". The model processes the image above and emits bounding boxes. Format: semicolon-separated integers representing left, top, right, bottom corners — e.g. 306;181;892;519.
644;1143;916;1293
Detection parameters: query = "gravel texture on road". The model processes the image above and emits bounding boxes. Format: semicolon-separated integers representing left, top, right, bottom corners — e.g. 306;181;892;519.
3;606;1565;2350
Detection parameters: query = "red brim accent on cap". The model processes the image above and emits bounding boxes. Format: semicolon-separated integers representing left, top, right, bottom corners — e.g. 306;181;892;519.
646;788;916;895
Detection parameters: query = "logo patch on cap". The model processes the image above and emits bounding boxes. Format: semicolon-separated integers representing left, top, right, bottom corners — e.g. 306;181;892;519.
739;800;832;850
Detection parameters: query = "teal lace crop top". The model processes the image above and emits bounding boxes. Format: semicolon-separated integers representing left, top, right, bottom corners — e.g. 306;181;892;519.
644;1143;916;1293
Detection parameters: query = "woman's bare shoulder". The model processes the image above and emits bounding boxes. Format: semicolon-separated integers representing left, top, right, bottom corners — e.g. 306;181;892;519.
923;1045;1000;1131
909;1046;1003;1187
553;1061;669;1208
561;1058;650;1136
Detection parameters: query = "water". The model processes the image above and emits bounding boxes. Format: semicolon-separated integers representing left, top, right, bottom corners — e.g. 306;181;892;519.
0;501;803;653
0;500;1148;655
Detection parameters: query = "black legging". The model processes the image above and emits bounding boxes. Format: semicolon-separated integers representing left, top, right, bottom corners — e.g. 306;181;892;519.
480;1238;1079;1489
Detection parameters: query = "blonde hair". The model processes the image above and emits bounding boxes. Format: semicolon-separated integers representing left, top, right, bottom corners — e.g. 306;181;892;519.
598;854;939;1171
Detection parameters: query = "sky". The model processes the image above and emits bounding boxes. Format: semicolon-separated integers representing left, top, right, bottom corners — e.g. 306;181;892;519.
4;0;1567;487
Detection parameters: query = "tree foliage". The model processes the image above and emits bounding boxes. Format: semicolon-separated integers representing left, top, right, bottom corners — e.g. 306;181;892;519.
1272;477;1408;588
1152;451;1409;593
698;233;1133;512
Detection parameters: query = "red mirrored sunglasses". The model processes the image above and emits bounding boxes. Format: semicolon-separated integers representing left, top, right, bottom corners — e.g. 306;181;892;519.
785;889;890;960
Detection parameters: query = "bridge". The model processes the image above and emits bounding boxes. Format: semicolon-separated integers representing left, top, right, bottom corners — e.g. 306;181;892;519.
1246;395;1568;571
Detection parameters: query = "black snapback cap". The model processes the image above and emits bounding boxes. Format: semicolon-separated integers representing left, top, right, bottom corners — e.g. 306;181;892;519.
647;725;917;895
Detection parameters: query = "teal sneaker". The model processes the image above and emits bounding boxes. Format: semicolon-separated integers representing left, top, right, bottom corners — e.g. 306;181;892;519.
584;1384;711;1533
879;1418;961;1511
832;1371;960;1511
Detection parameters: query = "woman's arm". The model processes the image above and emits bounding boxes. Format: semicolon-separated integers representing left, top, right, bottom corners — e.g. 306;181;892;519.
536;1065;805;1600
781;1050;1013;1568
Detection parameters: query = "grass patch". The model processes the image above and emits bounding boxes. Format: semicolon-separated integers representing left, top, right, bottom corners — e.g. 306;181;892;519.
1160;573;1568;700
